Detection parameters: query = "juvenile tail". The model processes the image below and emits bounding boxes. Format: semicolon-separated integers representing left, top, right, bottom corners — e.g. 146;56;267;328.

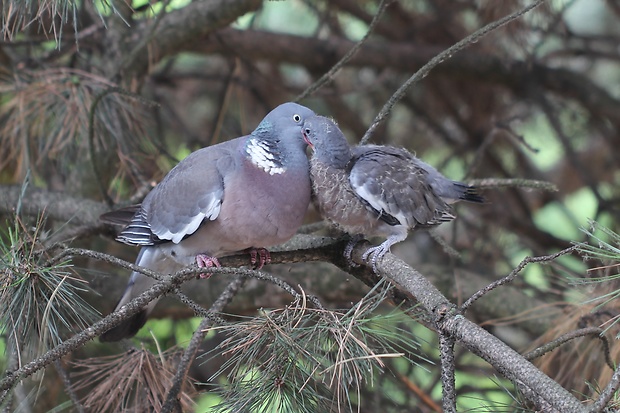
458;183;485;203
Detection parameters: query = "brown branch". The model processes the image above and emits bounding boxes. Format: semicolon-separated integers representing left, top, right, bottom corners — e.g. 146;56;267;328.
0;184;563;338
0;231;593;411
117;0;261;81
191;28;620;126
0;184;110;227
344;243;588;412
523;327;615;371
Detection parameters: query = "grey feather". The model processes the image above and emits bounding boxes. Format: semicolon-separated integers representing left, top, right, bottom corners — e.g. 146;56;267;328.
100;102;316;341
302;115;483;269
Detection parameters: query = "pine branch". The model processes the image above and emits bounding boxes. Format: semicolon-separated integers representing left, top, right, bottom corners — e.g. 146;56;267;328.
344;243;588;412
113;0;262;81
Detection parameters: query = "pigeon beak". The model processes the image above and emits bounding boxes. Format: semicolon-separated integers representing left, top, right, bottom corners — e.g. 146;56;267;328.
302;130;314;148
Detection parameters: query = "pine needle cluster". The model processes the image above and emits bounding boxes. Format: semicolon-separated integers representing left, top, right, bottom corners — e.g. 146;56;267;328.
0;0;116;43
0;214;98;360
573;220;620;335
71;346;197;412
0;68;152;181
208;285;427;413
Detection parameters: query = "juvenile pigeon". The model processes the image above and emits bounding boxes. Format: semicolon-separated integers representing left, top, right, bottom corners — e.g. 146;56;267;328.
99;102;316;341
302;115;483;269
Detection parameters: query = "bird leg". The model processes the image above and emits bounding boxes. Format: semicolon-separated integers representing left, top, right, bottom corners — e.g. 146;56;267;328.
343;234;364;267
195;254;221;279
361;233;406;272
248;247;272;269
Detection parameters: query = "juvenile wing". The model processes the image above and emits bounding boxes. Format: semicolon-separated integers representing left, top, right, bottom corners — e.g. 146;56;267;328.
348;145;456;229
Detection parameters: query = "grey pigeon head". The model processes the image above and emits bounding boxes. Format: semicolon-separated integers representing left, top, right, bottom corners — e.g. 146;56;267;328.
252;102;316;153
302;115;352;169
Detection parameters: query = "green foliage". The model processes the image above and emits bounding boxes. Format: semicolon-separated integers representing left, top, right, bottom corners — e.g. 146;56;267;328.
235;0;318;35
0;0;117;44
0;214;98;359
72;347;197;412
0;69;152;184
207;284;428;412
572;220;620;334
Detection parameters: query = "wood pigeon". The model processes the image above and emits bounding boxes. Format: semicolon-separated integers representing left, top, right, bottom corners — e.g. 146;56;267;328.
302;115;484;270
99;102;316;341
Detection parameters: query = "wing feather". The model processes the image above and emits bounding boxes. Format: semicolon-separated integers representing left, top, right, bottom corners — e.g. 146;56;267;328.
349;145;456;229
114;138;241;246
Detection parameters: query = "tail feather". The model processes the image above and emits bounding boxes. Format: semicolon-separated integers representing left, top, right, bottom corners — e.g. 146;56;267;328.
100;205;141;226
459;185;485;203
99;310;149;342
98;247;159;342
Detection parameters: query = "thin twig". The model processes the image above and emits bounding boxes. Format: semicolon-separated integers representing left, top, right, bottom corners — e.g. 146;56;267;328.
468;178;558;191
439;333;457;413
360;0;546;144
590;363;620;413
173;289;227;325
87;86;159;207
161;276;246;413
461;246;578;312
54;360;85;413
523;327;615;371
295;0;392;101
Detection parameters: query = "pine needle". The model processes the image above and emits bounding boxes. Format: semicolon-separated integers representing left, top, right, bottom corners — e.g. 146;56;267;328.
71;346;197;412
206;282;429;412
0;68;153;184
0;214;98;361
572;220;620;335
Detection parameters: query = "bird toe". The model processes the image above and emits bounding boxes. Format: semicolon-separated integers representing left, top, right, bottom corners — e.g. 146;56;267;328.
196;254;221;278
249;247;272;270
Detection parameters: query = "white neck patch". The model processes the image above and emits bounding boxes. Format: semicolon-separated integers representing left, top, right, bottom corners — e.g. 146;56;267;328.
246;138;286;175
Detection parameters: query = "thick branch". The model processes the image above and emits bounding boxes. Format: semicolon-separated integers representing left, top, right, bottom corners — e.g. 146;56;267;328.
345;244;588;412
0;183;559;337
118;0;261;80
0;185;109;227
191;28;620;125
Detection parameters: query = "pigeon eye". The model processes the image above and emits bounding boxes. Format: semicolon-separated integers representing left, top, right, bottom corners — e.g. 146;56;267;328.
293;114;301;122
304;128;311;135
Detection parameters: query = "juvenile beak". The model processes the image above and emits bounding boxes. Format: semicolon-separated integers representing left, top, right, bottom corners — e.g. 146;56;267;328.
302;129;313;148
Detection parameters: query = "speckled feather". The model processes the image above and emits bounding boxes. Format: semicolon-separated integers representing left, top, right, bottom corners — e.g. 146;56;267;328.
303;115;483;268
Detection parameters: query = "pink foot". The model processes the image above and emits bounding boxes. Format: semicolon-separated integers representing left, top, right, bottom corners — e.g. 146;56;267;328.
248;247;271;270
195;254;221;279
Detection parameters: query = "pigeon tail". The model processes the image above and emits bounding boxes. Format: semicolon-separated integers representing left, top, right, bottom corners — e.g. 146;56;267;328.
99;309;149;342
98;248;159;342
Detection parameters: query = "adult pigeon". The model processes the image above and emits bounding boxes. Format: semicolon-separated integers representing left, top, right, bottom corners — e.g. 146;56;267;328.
99;102;316;341
302;115;483;270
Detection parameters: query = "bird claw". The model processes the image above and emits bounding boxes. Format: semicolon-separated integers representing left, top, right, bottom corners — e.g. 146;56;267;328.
195;254;221;279
249;247;271;270
361;244;389;272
